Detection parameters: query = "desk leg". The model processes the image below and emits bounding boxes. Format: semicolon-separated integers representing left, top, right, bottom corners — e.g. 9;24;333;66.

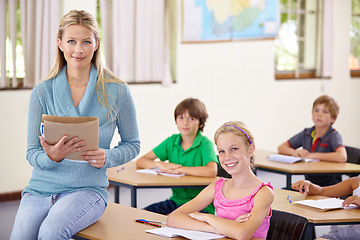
130;186;137;208
286;174;292;190
114;185;120;203
302;223;315;239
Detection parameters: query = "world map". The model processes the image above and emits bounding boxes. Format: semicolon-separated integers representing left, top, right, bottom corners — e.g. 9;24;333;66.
183;0;279;42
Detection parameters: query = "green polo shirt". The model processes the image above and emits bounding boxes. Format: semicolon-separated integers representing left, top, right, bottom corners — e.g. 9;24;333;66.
153;131;218;214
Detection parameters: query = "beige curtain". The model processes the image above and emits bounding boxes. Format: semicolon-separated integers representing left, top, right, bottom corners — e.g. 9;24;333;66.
100;0;172;84
20;0;60;87
0;0;59;89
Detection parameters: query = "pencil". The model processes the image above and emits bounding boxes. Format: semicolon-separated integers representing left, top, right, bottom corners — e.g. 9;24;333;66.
135;219;161;227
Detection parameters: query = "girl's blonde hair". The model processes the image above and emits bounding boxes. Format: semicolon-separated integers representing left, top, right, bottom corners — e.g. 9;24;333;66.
214;121;255;170
45;10;123;115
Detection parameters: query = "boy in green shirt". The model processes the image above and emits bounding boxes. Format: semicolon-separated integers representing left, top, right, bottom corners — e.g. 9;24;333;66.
136;98;218;214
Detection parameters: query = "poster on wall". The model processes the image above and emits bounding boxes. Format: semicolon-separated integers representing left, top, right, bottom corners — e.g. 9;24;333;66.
182;0;279;43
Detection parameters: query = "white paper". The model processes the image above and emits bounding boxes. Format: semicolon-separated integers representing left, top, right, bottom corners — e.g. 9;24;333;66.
268;154;319;164
146;227;225;240
294;198;358;211
136;168;185;177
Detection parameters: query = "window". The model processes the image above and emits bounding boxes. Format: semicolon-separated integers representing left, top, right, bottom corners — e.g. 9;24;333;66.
350;0;360;77
0;1;25;89
274;0;323;79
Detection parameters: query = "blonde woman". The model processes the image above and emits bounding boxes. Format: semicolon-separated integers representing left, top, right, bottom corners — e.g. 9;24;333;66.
11;10;140;239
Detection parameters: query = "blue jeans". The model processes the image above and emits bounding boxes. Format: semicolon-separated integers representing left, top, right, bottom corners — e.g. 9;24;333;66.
10;190;106;240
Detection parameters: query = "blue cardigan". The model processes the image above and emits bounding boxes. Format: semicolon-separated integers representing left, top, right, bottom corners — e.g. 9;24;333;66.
25;65;140;203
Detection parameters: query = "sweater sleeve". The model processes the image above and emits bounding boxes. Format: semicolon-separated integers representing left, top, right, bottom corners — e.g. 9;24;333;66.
103;84;140;168
26;85;59;170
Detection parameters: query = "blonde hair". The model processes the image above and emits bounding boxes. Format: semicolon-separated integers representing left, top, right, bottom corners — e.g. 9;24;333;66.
214;121;255;170
45;10;123;115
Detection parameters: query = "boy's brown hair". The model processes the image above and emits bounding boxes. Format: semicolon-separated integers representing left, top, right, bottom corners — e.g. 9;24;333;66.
312;95;340;120
174;98;208;132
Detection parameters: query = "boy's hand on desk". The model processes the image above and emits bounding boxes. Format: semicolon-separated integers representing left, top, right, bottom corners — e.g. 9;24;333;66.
156;161;181;171
293;149;310;158
343;195;360;207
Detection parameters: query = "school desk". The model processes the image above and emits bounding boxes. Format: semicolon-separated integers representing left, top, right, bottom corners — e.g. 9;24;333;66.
75;202;231;240
107;161;218;208
255;149;360;189
272;188;360;239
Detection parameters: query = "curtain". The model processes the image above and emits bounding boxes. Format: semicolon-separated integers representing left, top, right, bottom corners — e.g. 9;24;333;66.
321;0;333;77
0;0;59;89
100;0;173;85
20;0;60;87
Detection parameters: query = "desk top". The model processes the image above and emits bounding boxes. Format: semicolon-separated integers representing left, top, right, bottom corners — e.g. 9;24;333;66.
107;160;218;187
255;149;360;174
76;202;230;240
272;189;360;224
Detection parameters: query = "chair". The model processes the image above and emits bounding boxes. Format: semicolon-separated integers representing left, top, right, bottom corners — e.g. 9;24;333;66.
267;210;309;240
345;146;360;177
217;162;232;178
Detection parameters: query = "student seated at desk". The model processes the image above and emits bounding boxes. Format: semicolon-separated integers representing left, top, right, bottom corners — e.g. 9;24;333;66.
167;121;274;240
136;98;218;215
278;95;347;187
292;177;360;240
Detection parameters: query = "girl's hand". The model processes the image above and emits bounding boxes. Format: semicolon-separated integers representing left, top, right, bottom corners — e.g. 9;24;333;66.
40;135;86;162
82;148;107;168
292;180;311;194
188;212;209;222
342;195;360;208
235;213;251;223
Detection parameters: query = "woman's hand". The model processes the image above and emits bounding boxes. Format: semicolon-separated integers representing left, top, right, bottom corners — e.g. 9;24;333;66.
82;148;107;168
40;135;86;162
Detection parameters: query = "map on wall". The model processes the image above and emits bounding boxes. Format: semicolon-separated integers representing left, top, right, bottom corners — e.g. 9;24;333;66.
182;0;279;42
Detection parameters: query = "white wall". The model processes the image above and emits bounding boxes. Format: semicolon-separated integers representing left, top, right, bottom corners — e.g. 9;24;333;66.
1;0;359;193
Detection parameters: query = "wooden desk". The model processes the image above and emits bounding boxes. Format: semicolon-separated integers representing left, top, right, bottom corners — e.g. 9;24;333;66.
273;189;360;239
75;202;230;240
107;161;218;208
255;149;360;189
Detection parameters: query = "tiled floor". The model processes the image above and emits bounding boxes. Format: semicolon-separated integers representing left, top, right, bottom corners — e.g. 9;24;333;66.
0;171;330;240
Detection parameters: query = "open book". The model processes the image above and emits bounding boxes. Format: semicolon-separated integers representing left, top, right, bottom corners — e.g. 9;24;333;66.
294;198;358;211
146;227;225;240
136;168;185;177
268;154;319;164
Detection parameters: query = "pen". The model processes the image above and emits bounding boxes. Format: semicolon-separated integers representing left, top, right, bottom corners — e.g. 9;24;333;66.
136;219;161;227
138;219;166;224
287;195;292;203
117;166;125;172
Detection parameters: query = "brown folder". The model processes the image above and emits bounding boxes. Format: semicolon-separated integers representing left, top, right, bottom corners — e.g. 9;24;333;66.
41;114;99;160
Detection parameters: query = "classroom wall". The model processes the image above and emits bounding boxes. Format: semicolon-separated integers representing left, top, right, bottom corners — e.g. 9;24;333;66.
1;0;358;194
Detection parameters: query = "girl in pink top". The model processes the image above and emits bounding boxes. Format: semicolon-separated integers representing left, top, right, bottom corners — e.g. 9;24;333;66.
167;121;274;240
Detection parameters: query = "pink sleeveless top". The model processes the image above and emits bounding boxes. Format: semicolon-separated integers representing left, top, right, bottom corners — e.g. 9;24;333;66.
213;178;273;239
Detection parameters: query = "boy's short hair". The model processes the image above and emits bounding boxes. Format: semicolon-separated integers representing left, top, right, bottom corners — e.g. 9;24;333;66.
313;95;340;120
174;98;208;132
